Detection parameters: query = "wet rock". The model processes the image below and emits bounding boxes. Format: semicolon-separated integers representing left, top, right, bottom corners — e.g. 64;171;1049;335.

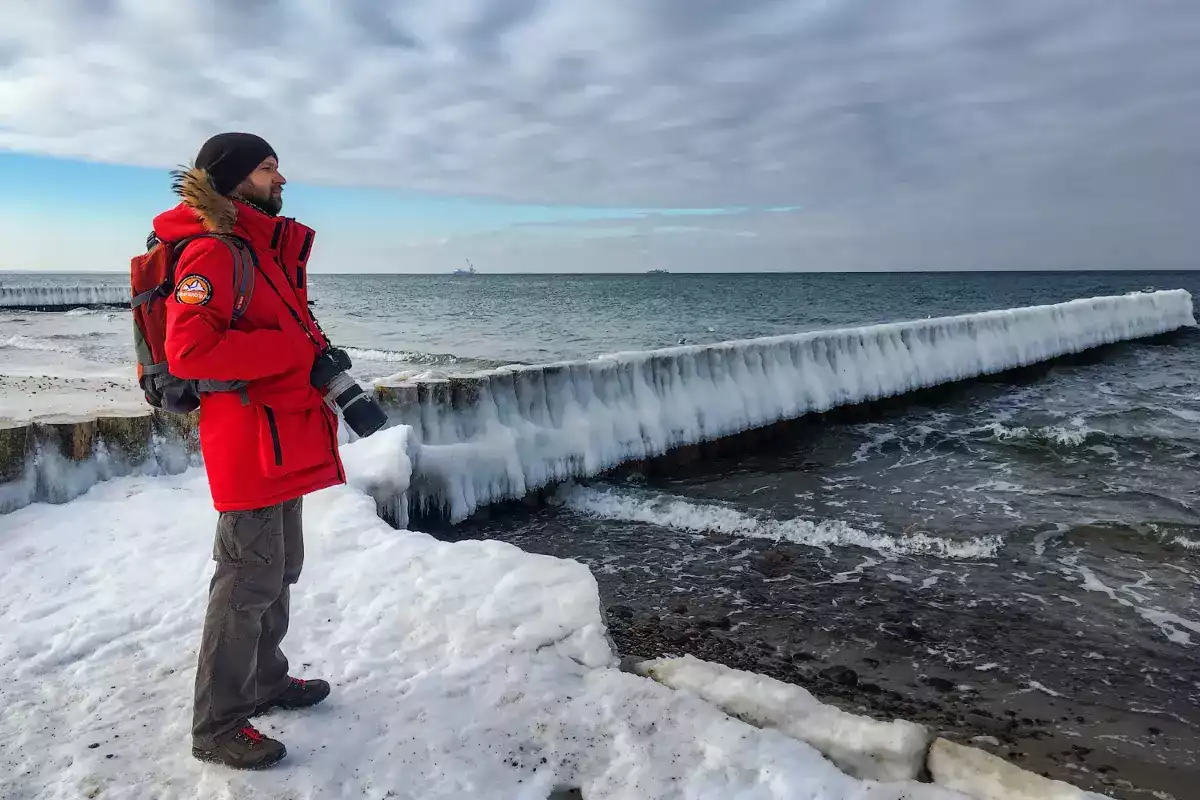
740;588;769;606
694;612;732;630
752;549;792;578
607;604;634;620
922;676;956;693
963;711;1012;738
670;601;689;614
819;666;859;687
902;624;925;642
661;625;690;646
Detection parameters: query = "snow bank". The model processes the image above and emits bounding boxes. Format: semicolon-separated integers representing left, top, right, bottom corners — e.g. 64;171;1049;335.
0;285;128;309
636;655;931;782
0;431;971;800
927;739;1111;800
397;291;1194;520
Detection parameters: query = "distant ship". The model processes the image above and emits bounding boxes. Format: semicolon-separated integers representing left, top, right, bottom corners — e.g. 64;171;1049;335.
453;258;479;276
646;268;669;275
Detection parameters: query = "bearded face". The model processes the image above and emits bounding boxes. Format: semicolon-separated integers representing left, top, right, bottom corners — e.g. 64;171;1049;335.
233;156;286;215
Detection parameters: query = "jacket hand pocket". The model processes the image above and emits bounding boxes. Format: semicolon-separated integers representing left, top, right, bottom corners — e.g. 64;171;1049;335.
257;403;332;478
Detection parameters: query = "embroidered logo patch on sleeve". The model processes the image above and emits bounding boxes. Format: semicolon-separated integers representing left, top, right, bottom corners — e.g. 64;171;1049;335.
174;275;213;306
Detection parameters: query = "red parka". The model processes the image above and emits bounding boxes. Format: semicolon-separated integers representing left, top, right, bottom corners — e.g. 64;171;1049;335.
153;167;345;511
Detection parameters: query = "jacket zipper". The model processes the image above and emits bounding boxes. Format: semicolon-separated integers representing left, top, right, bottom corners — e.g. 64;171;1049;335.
321;409;344;482
298;230;313;263
263;405;283;466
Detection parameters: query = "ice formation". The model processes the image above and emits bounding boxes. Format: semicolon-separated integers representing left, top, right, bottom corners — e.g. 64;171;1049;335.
927;739;1112;800
636;655;931;782
0;433;194;514
0;285;128;309
397;291;1195;521
0;433;979;800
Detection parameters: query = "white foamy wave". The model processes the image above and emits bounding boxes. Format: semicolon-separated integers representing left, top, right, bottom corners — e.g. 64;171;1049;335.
559;485;1001;560
373;368;451;384
345;347;461;365
1172;536;1200;551
982;420;1098;447
0;335;78;354
64;307;100;317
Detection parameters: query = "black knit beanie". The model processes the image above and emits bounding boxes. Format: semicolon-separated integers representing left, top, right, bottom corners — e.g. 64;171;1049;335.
195;133;278;196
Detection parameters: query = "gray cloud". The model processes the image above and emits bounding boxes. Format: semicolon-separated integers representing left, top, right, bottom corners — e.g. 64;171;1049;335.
2;1;1199;270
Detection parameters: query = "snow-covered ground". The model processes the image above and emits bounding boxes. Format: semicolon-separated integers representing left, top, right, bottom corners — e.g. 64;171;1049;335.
1;426;988;800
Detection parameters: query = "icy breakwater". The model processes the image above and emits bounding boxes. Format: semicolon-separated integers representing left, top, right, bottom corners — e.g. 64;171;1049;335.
380;290;1194;521
0;291;1193;517
0;285;129;311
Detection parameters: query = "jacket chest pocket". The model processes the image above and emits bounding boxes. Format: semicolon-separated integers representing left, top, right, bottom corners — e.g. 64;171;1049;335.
257;403;332;478
274;219;315;293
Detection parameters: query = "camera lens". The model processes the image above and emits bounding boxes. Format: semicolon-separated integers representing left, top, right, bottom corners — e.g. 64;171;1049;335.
322;371;388;437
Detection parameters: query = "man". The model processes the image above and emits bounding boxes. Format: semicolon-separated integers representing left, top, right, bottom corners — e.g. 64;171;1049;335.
152;133;344;769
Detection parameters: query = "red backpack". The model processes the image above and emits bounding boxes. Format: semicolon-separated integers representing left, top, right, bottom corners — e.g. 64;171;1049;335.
130;234;255;413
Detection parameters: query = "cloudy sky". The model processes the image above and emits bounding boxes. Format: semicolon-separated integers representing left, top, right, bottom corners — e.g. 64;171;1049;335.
1;0;1198;273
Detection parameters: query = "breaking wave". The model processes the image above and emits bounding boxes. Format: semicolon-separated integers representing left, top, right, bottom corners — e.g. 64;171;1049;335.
345;347;464;366
980;421;1101;447
558;485;1002;560
0;335;78;354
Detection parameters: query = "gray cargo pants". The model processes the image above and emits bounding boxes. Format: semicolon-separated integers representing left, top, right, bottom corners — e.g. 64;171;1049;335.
192;497;304;748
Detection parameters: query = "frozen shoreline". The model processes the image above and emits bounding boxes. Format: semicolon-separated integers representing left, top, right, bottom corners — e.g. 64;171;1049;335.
0;429;1112;799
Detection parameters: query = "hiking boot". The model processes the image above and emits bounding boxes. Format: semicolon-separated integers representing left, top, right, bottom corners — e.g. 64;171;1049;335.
192;724;286;770
253;677;331;716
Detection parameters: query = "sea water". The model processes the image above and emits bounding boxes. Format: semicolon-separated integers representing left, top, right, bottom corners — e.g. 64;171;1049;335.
2;269;1198;796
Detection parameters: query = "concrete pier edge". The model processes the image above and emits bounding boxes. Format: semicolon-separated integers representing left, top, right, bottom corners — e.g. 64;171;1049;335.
0;327;1190;517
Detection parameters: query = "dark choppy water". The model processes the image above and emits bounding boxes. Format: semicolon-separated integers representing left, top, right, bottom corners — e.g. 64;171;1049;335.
449;324;1200;799
4;269;1199;797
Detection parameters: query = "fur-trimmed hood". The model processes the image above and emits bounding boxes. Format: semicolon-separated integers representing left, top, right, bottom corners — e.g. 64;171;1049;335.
152;166;294;247
170;167;237;234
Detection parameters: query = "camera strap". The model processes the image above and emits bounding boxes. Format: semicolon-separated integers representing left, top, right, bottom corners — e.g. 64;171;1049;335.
233;235;325;351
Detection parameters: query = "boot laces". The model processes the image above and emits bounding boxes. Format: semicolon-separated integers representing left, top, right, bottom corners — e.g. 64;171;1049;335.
239;724;265;744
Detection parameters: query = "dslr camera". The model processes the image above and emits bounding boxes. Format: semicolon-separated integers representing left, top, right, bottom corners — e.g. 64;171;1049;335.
309;346;388;438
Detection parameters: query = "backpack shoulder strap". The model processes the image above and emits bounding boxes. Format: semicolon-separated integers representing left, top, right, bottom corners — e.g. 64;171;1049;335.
172;234;256;323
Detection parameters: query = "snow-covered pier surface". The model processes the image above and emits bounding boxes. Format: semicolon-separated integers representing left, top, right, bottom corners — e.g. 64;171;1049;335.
0;284;128;310
380;290;1194;522
0;430;1106;799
